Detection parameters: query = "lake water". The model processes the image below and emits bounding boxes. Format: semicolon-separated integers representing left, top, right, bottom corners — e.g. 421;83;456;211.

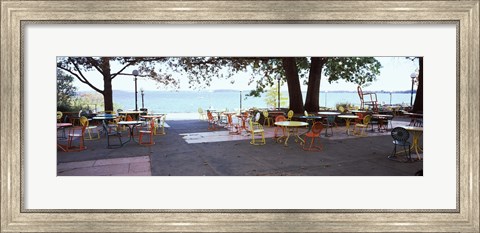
112;90;416;113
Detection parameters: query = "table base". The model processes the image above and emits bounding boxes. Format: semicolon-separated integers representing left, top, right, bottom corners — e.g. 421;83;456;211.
276;127;305;147
57;143;86;152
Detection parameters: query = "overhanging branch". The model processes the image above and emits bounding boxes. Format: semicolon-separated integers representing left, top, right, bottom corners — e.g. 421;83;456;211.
57;66;103;94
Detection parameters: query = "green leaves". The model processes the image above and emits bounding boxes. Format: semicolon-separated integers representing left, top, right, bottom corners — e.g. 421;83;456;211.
154;57;381;100
56;70;77;111
323;57;382;86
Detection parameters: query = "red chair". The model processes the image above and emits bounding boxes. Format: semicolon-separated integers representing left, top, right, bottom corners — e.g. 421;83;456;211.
274;115;286;138
357;85;378;112
66;118;87;152
303;122;324;151
138;119;155;145
354;112;364;125
226;113;238;134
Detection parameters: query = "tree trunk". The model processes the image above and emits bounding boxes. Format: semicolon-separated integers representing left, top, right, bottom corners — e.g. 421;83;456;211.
282;57;304;113
101;58;114;111
304;57;327;112
412;57;423;113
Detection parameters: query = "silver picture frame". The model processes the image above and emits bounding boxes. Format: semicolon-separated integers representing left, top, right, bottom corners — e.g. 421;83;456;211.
1;1;478;232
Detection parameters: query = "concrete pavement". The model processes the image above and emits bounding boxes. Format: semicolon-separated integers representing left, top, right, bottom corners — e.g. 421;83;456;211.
57;118;422;176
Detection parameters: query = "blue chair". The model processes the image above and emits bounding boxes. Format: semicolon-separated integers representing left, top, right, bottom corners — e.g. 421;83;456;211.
388;127;412;162
322;116;335;136
102;121;123;149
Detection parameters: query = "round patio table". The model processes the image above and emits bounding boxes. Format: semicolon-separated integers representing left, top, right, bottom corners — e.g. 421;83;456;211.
141;115;166;135
235;114;250;134
317;112;341;136
118;110;145;121
296;115;322;133
403;112;423;126
274;121;308;146
117;121;143;144
371;114;393;132
337;115;358;136
56;123;72;151
222;112;237;129
401;126;423;160
92;115;118;136
351;110;368;114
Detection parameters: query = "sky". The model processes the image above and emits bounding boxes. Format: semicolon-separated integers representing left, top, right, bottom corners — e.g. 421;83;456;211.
70;57;419;93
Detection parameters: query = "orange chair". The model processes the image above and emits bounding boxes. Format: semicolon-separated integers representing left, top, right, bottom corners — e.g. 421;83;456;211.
235;111;249;133
207;111;218;130
357;85;378;112
274;115;287;138
303;122;324;151
138;119;155;145
66;118;87;152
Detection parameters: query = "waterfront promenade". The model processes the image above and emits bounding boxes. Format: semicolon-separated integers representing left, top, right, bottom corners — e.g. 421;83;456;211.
57;116;423;176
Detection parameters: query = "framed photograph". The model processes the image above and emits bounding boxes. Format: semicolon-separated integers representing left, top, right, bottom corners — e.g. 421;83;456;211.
1;0;478;232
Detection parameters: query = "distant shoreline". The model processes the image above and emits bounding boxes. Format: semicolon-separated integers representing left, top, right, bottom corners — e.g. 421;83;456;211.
79;89;416;94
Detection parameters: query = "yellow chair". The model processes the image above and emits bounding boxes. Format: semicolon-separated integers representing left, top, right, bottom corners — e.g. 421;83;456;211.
155;115;167;135
353;115;372;136
56;111;63;123
198;107;206;120
287;110;294;121
338;106;345;113
262;111;273;127
249;117;265;145
80;116;100;140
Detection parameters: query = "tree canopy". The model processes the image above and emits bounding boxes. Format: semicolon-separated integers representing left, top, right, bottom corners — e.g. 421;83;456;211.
56;57;178;111
57;56;382;112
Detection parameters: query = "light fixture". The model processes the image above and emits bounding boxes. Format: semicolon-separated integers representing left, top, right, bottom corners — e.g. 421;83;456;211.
410;72;417;107
132;70;139;111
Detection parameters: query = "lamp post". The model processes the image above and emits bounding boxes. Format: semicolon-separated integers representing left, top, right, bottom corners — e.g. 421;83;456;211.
140;88;145;109
410;72;416;107
240;91;242;112
325;90;328;109
276;75;281;109
389;91;392;105
132;70;139;111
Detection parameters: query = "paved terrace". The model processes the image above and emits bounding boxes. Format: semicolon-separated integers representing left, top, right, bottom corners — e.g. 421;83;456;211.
57;117;423;176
